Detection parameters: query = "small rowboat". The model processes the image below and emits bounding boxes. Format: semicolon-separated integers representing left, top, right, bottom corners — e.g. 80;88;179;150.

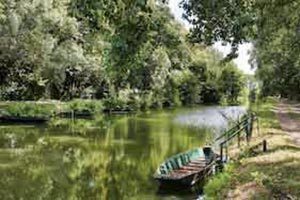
154;147;218;189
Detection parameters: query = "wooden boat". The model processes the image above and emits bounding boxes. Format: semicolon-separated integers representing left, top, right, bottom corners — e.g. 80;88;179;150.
0;115;49;123
154;147;218;189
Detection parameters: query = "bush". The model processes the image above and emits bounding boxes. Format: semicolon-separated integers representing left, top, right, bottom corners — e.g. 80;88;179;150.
64;99;103;114
204;172;231;199
140;92;154;110
1;102;55;118
103;88;142;111
103;97;128;111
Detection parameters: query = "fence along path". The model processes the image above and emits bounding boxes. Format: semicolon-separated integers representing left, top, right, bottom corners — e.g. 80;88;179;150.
214;113;258;162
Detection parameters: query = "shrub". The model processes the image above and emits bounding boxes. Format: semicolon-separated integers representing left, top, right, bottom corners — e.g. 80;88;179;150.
64;99;103;114
1;102;54;118
103;88;142;111
204;172;231;199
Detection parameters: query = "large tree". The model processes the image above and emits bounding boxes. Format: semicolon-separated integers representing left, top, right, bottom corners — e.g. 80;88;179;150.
182;0;300;98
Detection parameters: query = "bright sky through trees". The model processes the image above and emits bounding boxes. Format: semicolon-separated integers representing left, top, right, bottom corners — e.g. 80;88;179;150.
168;0;254;75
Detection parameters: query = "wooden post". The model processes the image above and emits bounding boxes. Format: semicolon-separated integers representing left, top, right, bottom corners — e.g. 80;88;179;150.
257;118;260;136
225;142;228;162
238;132;240;148
220;143;223;162
237;120;241;148
263;140;267;152
246;118;251;145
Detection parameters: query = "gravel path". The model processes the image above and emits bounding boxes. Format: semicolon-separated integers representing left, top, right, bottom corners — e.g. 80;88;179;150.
277;101;300;145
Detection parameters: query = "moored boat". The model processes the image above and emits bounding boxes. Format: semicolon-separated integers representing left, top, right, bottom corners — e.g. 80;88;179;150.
154;147;218;189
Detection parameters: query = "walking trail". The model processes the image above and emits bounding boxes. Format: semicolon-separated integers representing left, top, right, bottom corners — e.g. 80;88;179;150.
277;100;300;146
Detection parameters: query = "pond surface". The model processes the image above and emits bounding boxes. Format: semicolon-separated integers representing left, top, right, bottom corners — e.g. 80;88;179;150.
0;106;245;200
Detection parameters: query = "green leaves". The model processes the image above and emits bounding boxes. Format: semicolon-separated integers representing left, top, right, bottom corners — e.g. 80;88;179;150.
219;64;245;105
0;0;245;107
182;0;255;47
182;0;300;99
8;11;19;36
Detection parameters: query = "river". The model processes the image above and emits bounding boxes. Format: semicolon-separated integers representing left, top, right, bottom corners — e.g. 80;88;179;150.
0;106;246;199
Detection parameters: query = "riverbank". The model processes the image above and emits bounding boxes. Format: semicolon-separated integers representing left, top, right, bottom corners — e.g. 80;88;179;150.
0;100;246;121
0;100;125;120
204;98;300;199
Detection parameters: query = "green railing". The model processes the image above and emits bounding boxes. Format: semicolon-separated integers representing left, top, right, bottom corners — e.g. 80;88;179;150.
215;112;257;162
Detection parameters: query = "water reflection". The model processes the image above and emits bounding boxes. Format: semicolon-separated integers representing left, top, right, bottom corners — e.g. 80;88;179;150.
175;106;246;138
0;106;245;199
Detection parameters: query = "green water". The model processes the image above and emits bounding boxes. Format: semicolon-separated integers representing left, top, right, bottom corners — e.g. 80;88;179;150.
0;106;245;200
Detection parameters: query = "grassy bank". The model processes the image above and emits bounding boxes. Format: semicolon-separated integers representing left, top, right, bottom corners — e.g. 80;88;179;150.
204;98;300;199
0;102;57;118
0;100;103;118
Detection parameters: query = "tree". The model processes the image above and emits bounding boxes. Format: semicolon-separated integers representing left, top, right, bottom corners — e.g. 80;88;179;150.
182;0;300;99
0;0;245;108
219;64;244;105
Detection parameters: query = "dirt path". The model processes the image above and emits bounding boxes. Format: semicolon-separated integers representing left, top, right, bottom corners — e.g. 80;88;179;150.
277;100;300;145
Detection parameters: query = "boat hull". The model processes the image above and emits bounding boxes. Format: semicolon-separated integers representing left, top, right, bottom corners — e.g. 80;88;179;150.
154;147;217;190
156;172;200;189
155;162;214;189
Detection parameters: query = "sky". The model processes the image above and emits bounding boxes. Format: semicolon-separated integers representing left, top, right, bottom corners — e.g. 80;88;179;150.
168;0;254;75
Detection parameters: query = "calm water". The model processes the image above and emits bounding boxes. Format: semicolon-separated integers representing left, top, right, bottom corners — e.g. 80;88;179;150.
0;106;245;200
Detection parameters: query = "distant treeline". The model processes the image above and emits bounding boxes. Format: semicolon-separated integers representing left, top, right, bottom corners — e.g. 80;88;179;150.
0;0;244;109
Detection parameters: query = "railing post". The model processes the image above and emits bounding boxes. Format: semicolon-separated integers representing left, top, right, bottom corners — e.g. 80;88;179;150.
256;117;260;136
246;115;251;144
225;142;228;162
220;143;223;162
263;140;267;152
238;132;240;148
237;119;241;148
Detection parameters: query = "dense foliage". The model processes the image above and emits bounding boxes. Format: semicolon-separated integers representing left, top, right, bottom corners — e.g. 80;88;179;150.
1;102;55;118
182;0;300;99
0;0;244;108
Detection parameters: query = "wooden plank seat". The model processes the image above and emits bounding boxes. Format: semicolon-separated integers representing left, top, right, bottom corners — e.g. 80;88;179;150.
189;161;207;165
169;166;206;179
190;159;205;162
169;170;197;178
181;166;202;171
170;162;206;176
188;161;207;165
190;159;206;162
187;164;206;168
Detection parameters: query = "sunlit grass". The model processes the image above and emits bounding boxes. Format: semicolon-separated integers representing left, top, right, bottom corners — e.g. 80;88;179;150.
1;102;55;118
204;97;300;199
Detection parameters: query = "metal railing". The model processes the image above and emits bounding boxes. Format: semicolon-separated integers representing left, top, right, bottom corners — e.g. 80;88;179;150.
215;112;257;162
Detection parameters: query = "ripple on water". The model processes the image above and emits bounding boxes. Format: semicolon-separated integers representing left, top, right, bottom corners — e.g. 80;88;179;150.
174;106;247;133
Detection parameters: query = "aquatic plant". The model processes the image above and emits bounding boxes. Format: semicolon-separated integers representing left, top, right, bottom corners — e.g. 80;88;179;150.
1;102;55;118
64;99;103;114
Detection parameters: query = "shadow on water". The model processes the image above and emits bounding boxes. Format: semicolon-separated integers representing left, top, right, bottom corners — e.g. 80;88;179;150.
156;178;208;199
0;106;245;199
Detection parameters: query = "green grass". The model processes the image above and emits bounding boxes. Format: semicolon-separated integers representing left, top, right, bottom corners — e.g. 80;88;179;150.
204;97;300;199
1;102;55;118
0;100;103;119
204;166;233;199
63;99;103;114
